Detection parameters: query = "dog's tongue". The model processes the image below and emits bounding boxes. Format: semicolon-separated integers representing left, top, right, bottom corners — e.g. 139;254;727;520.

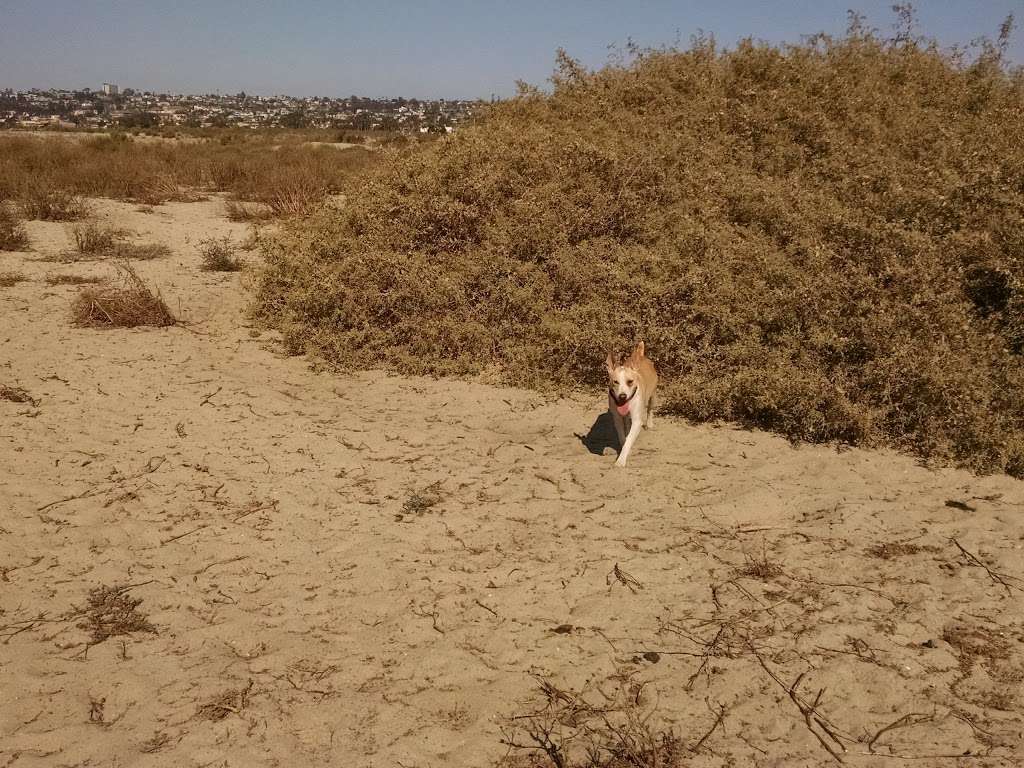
616;401;631;416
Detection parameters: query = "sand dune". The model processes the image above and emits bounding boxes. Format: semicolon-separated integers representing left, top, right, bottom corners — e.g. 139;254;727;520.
2;199;1022;766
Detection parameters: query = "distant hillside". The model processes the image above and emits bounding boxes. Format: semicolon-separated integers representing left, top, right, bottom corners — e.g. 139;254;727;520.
254;14;1024;476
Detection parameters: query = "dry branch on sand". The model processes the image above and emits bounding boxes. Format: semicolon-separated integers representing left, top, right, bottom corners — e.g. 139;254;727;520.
499;676;686;768
71;262;176;328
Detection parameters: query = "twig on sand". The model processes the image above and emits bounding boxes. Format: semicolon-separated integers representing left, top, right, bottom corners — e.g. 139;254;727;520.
607;563;643;593
749;643;849;763
867;712;934;754
950;538;1021;595
690;699;728;753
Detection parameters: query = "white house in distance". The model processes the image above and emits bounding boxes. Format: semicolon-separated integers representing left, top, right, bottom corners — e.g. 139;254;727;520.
102;83;119;96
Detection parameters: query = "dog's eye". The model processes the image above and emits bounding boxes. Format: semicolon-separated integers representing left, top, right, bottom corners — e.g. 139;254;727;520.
626;379;634;386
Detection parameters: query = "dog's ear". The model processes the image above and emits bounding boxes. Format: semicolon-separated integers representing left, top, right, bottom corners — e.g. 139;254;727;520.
605;352;617;375
635;340;646;358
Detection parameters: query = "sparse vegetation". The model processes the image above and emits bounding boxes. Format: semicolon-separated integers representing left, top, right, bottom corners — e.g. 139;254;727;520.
19;186;89;221
0;132;373;210
254;14;1024;476
51;221;171;262
199;236;244;271
71;262;176;328
0;203;30;250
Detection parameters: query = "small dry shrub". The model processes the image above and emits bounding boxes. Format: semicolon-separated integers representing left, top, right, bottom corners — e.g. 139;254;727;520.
73;221;123;254
75;583;157;645
199;237;244;271
499;676;683;768
71;262;176;328
0;204;30;250
254;12;1024;477
20;187;89;221
0;270;27;287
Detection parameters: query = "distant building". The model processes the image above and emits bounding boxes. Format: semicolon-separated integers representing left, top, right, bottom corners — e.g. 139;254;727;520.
102;83;119;96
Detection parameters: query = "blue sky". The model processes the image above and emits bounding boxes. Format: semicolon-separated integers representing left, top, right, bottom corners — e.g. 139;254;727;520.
1;1;1021;98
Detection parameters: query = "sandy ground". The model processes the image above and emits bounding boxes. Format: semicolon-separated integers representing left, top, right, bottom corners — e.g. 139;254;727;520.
1;198;1023;768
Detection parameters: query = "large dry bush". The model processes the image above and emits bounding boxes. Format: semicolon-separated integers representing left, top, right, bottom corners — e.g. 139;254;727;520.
0;133;373;210
253;14;1024;476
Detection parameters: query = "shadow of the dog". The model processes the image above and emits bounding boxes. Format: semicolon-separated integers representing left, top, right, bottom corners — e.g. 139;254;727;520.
575;412;620;456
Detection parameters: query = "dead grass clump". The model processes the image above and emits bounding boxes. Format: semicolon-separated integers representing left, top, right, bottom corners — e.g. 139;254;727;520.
198;679;254;721
499;677;684;768
736;545;784;580
0;385;39;406
0;204;30;250
865;541;940;559
400;483;444;518
45;274;106;286
115;242;171;261
224;200;274;222
253;11;1024;477
20;187;89;221
199;237;244;271
75;583;157;645
71;263;176;328
0;270;28;288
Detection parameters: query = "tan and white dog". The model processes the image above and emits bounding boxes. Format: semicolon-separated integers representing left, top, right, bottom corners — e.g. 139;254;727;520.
606;341;658;467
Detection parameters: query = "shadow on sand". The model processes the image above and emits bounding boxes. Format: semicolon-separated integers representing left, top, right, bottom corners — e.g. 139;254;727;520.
575;411;621;456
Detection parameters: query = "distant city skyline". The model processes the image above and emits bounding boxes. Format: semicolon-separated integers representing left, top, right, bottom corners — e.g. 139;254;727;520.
1;1;1021;99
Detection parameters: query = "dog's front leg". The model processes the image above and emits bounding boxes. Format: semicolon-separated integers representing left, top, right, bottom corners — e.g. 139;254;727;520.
610;400;626;450
614;416;643;467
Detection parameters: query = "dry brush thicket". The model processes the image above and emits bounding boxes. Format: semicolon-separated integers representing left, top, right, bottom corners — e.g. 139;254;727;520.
0;133;373;215
254;17;1024;476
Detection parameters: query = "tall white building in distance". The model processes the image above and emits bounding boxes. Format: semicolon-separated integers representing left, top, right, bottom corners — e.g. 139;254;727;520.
102;82;119;96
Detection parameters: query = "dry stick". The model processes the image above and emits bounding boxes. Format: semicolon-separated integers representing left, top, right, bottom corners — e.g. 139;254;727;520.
199;386;223;406
607;563;643;593
749;644;851;763
867;712;934;754
950;538;1020;595
474;599;499;618
160;525;208;545
690;700;728;753
193;555;247;575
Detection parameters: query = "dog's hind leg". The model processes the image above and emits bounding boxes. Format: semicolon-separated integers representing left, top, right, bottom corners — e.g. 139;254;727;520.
644;394;655;430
